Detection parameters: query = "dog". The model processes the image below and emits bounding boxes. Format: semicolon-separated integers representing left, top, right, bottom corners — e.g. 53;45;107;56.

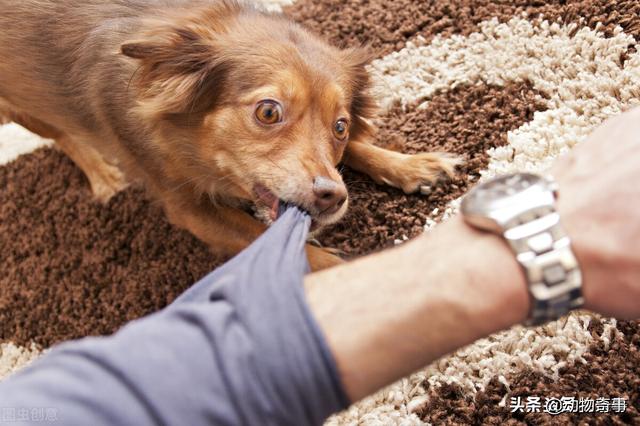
0;0;458;270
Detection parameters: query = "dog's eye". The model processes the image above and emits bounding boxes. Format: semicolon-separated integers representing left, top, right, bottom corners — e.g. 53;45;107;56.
255;100;283;125
333;119;349;141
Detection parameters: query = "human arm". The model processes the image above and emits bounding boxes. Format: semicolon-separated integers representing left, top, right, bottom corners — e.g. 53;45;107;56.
305;214;530;402
306;107;640;402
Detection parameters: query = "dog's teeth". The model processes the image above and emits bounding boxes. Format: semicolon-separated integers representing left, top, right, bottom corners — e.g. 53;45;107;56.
307;238;322;247
420;185;432;195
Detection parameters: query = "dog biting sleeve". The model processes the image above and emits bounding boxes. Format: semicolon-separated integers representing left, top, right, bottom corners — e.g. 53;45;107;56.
0;206;349;426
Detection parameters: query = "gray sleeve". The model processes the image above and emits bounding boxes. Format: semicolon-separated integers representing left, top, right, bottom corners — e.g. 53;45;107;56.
0;206;349;426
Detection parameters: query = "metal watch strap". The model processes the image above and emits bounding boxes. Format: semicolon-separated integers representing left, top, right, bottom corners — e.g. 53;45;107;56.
503;210;583;326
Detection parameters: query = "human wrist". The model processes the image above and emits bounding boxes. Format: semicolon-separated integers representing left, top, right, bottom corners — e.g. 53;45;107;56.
554;189;600;315
429;215;530;334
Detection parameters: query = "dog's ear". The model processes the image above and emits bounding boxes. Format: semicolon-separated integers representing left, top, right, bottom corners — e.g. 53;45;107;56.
121;18;234;119
341;47;377;140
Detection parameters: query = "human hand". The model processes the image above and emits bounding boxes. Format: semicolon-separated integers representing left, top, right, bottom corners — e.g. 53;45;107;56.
553;107;640;319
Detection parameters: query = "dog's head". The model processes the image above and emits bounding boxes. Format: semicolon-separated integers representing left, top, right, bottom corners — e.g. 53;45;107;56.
121;0;375;225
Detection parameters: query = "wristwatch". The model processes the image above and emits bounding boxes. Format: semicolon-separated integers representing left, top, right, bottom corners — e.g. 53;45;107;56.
460;172;583;326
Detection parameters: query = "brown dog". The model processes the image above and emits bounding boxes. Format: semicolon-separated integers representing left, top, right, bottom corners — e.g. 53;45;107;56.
0;0;458;270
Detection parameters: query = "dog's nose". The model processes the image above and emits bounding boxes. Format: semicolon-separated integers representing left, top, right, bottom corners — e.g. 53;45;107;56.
313;176;347;214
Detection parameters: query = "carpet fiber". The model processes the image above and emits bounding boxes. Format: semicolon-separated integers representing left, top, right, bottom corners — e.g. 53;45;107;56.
0;0;639;424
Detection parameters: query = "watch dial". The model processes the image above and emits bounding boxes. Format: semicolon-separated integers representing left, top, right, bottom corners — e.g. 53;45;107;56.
462;173;542;215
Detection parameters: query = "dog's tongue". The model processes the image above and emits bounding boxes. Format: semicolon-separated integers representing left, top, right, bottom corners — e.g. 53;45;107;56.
254;185;311;221
269;199;280;221
254;184;280;221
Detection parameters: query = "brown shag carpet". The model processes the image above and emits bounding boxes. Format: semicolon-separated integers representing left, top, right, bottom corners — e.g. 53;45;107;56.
0;0;638;424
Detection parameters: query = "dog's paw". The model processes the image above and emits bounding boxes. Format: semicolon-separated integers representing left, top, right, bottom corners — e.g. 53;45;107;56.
87;162;128;203
385;152;462;194
306;244;345;272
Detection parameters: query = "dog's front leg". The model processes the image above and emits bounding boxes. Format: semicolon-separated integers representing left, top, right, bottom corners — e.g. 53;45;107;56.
55;135;128;203
343;138;460;194
1;108;127;203
163;197;343;271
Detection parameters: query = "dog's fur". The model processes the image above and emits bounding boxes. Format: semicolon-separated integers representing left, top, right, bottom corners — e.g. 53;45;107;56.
0;0;458;270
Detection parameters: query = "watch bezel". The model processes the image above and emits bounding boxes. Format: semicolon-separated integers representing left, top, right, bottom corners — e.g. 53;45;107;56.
461;173;557;233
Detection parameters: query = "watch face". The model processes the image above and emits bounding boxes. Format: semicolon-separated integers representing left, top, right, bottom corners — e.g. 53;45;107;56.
461;173;553;230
